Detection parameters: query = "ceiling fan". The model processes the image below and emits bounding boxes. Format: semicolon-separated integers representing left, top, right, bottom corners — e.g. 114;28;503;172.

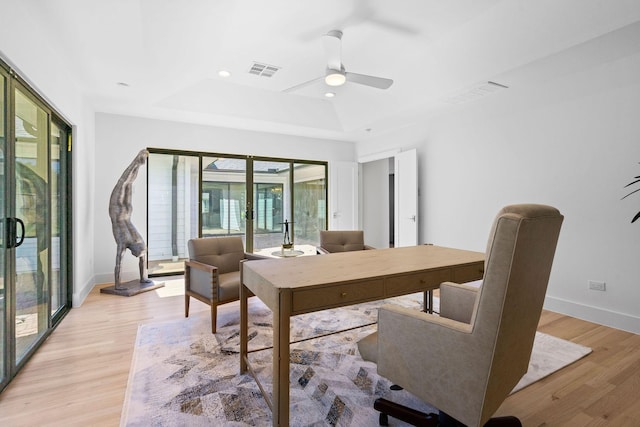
284;30;393;93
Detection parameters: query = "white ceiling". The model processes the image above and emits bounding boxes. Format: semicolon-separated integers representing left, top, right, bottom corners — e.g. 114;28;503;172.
23;0;640;142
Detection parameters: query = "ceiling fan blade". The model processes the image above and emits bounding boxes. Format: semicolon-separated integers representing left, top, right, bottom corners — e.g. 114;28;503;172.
283;76;323;93
322;30;343;71
345;72;393;89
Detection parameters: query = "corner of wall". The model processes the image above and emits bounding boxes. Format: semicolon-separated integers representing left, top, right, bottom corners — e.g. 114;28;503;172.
72;275;96;307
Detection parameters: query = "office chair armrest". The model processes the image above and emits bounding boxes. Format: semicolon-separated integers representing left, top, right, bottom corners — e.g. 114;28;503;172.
439;281;481;324
379;303;473;337
316;246;330;255
375;304;478;419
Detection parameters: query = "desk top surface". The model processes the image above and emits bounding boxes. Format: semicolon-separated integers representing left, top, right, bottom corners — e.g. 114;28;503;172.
243;245;484;290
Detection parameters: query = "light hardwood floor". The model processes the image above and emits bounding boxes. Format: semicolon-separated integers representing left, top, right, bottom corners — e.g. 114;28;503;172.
0;277;639;427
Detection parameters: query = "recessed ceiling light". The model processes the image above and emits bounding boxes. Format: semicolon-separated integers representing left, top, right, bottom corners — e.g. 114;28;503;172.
324;92;336;98
218;70;231;78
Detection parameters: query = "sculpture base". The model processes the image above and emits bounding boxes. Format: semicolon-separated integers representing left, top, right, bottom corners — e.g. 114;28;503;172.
100;279;165;297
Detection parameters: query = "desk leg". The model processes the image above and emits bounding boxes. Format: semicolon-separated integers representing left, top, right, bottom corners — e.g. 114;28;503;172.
272;290;291;427
240;281;248;374
424;290;434;314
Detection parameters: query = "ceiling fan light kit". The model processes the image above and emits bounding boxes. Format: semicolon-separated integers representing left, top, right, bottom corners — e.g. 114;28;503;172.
284;29;393;93
325;69;346;86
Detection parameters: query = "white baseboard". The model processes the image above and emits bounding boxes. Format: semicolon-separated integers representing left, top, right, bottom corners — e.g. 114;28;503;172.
93;269;140;287
544;296;640;334
72;269;143;307
72;276;95;307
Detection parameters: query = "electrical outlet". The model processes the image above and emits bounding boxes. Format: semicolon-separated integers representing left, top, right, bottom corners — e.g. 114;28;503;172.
588;280;606;291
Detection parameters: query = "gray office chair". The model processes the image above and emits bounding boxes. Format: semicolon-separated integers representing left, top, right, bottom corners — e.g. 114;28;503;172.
357;204;564;426
317;230;375;254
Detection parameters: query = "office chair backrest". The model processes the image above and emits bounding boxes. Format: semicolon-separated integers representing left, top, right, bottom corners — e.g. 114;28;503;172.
319;230;366;252
474;204;564;423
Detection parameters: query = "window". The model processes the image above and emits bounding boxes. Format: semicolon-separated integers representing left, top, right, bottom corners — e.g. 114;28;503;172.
146;149;327;275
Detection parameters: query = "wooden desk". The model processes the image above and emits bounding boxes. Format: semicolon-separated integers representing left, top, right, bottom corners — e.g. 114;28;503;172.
240;245;484;427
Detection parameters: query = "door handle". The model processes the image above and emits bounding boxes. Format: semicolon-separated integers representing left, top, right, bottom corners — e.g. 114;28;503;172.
3;217;25;248
15;218;25;247
408;215;416;222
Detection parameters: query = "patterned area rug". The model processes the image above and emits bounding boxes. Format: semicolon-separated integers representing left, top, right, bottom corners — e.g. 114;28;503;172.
121;293;591;426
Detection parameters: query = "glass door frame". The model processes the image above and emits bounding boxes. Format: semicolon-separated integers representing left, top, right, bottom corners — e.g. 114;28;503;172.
0;59;73;393
0;63;10;392
146;149;328;276
49;115;73;327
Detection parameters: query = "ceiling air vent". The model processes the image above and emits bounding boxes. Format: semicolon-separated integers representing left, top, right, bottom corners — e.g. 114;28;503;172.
443;81;508;105
248;62;280;78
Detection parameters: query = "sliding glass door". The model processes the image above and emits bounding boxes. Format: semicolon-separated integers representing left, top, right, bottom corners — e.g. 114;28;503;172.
14;87;50;363
146;150;327;274
146;152;199;276
1;60;72;393
293;162;327;246
253;160;290;252
49;121;68;320
201;156;247;243
1;70;6;389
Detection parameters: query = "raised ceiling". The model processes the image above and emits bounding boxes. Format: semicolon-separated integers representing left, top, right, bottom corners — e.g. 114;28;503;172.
22;0;640;142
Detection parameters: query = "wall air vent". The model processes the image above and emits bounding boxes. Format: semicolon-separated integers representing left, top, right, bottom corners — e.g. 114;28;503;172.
443;81;508;105
248;62;280;77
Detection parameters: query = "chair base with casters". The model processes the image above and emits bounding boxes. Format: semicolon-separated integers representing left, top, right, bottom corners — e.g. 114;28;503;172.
374;397;522;427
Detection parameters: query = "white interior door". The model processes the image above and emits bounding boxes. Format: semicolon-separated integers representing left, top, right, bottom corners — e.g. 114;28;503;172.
329;161;358;230
361;159;390;248
394;149;418;246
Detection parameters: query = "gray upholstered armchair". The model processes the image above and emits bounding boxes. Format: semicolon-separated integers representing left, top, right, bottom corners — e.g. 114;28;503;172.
357;204;564;427
185;236;267;333
317;230;375;254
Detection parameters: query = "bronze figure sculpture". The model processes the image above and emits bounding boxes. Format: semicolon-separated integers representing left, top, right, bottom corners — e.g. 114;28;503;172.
102;149;163;296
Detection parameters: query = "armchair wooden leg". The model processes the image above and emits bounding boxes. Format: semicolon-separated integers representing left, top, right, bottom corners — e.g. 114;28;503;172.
185;295;190;318
211;304;217;333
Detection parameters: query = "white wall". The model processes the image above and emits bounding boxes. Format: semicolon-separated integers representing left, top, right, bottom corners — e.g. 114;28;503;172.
357;51;640;333
1;1;97;307
94;113;355;283
362;159;390;248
